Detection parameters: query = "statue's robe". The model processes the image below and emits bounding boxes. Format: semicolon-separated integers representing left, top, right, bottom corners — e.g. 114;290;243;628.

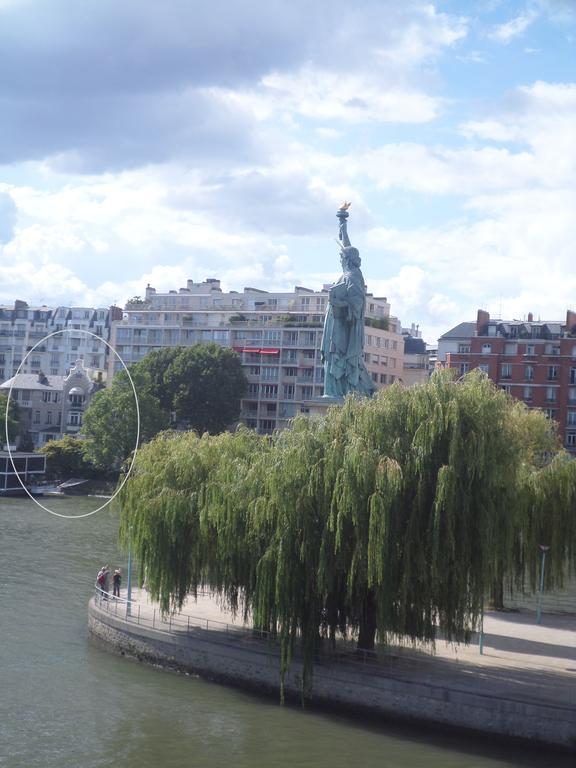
321;266;376;398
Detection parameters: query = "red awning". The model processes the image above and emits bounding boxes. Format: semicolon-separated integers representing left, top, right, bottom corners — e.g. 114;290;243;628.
260;348;280;354
243;347;261;353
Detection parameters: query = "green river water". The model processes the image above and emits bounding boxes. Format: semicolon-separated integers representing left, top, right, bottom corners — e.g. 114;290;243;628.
0;496;571;768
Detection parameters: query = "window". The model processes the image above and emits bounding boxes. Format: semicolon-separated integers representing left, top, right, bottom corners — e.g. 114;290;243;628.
393;341;398;351
283;384;295;399
263;330;281;344
34;411;40;424
283;367;297;377
248;383;259;396
259;419;276;433
481;344;492;354
567;410;576;426
261;384;277;398
478;364;489;374
366;335;372;347
546;387;557;402
570;388;576;402
525;345;535;356
248;366;260;375
459;363;469;375
548;365;558;380
572;346;576;359
504;343;517;355
266;403;277;414
380;374;387;384
301;385;313;399
545;343;560;356
246;419;257;430
381;356;388;366
261;367;278;381
567;433;576;448
458;344;470;353
523;386;533;401
68;412;82;426
544;409;557;420
501;363;512;379
571;368;576;385
500;384;511;394
283;331;298;345
525;365;534;381
371;372;378;382
42;391;52;403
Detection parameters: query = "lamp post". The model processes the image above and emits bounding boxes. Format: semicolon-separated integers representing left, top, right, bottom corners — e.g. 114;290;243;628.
536;544;550;625
126;526;133;618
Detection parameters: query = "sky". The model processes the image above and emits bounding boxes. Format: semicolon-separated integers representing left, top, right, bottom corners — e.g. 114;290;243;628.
0;0;575;343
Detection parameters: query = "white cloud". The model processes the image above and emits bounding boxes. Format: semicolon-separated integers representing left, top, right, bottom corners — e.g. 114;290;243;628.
488;9;539;44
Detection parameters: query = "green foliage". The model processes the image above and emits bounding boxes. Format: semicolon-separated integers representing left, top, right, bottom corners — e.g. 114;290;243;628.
0;392;22;446
133;344;247;434
364;316;389;331
117;371;576;700
39;435;96;480
82;369;169;470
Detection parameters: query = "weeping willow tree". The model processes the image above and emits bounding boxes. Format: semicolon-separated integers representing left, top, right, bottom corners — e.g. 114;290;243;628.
117;370;576;699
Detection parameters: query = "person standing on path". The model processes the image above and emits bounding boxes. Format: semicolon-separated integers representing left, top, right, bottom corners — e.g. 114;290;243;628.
113;568;121;598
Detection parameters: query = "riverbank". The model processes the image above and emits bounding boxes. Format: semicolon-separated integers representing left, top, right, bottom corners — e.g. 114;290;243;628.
88;590;576;753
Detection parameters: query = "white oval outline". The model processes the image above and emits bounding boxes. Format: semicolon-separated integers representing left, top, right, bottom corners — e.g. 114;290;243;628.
3;328;140;519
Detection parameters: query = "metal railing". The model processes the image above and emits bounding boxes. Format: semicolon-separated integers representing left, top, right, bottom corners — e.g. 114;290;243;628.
93;586;265;642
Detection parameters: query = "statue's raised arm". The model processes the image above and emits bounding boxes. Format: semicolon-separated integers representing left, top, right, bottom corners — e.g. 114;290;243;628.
337;200;352;247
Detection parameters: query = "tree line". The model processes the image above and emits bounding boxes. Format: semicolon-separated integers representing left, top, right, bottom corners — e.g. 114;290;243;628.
37;344;247;478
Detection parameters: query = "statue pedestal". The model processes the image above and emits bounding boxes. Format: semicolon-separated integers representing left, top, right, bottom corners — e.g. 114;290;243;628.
301;395;343;418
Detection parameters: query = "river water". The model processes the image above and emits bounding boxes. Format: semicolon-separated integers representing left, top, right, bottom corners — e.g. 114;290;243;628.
0;496;571;768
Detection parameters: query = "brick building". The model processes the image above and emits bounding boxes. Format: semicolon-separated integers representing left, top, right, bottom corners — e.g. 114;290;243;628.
439;310;576;455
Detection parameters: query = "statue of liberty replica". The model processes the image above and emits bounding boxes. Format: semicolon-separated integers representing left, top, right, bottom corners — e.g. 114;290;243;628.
321;202;376;399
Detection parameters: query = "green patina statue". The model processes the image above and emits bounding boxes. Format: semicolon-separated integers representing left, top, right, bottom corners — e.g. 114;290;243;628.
321;202;376;399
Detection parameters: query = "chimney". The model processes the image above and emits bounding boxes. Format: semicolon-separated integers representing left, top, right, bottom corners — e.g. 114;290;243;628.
566;310;576;334
476;309;490;335
527;312;533;322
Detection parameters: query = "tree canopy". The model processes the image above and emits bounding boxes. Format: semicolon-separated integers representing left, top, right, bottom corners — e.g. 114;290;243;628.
132;344;247;434
82;369;169;470
117;371;576;698
38;434;97;480
1;392;22;447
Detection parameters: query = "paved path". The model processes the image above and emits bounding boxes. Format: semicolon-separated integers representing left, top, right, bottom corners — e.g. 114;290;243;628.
104;587;576;710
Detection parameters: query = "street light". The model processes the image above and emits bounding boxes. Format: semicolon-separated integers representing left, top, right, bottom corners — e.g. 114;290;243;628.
536;544;550;625
126;525;133;618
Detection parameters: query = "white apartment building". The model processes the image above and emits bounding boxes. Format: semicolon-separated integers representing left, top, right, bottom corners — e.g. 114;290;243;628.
109;279;406;434
0;300;122;383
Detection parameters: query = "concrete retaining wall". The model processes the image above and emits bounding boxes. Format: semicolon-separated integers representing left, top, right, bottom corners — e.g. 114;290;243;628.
88;599;576;753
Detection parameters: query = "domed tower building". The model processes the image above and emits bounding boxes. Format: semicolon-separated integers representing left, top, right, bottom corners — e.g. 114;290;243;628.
62;360;95;436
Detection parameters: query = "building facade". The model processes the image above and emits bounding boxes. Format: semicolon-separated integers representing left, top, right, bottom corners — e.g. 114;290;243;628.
109;279;406;434
0;360;97;447
0;300;122;383
440;309;576;455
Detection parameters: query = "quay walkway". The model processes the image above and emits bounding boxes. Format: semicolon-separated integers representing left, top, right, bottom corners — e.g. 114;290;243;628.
89;588;576;752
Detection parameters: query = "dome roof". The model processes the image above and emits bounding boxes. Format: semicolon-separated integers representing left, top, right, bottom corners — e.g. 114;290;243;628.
68;386;84;396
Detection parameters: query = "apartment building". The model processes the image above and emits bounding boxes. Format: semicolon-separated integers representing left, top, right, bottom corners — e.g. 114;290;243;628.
109;279;406;434
0;300;122;383
440;309;576;455
0;359;97;448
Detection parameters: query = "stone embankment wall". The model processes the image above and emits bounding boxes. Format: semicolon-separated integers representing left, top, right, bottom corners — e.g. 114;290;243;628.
88;599;575;753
